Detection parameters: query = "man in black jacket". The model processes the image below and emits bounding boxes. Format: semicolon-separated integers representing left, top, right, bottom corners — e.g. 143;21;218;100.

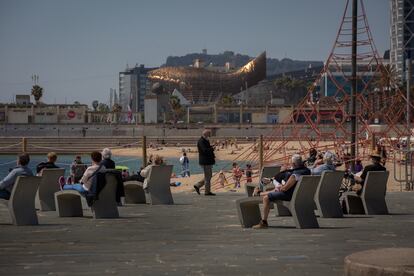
194;129;216;196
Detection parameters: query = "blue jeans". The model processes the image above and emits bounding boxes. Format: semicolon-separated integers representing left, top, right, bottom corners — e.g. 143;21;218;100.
0;189;11;200
63;184;86;193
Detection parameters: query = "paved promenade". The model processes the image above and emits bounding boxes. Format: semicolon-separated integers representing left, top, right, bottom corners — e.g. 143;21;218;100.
0;192;413;275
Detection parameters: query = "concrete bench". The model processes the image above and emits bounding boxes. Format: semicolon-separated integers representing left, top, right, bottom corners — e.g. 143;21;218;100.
236;175;321;229
314;171;344;218
343;171;389;215
54;190;84;217
145;165;174;205
55;173;119;218
0;176;42;225
123;181;146;204
91;173;119;218
37;168;65;211
245;166;281;196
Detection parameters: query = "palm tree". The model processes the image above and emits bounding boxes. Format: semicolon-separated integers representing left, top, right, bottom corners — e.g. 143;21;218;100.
92;100;99;111
31;85;43;104
111;103;122;123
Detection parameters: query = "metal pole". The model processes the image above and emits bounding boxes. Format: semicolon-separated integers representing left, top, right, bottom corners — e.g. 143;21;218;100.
351;0;358;171
142;136;147;166
259;135;264;170
407;58;411;141
406;58;412;190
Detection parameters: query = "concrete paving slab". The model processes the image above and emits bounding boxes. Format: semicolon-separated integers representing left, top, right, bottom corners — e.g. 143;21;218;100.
0;192;413;275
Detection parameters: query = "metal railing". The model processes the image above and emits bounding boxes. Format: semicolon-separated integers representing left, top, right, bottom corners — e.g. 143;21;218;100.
393;149;414;191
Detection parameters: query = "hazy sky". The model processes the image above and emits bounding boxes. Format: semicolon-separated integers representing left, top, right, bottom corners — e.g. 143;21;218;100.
0;0;389;105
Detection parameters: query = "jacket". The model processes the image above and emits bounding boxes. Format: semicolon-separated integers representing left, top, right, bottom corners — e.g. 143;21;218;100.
197;136;215;165
85;169;124;207
0;166;33;192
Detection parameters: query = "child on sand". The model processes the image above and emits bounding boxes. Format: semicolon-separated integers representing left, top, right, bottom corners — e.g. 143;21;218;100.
232;162;243;188
245;164;253;184
218;170;228;188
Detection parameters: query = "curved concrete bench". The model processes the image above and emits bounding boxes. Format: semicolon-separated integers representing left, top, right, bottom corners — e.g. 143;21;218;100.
314;171;344;218
0;176;42;225
344;248;414;275
145;165;174;205
236;175;321;229
54;190;83;217
92;173;119;218
123;181;146;204
343;171;389;215
55;173;119;218
38;168;65;211
245;166;281;196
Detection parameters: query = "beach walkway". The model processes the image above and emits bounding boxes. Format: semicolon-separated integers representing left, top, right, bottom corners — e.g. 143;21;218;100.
0;191;413;275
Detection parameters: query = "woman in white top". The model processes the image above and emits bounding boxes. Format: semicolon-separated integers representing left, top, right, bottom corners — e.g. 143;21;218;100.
140;155;164;189
61;151;103;193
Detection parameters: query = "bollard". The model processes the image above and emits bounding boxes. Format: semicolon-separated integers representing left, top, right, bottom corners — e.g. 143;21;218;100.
22;137;27;153
259;135;263;170
142;136;147;166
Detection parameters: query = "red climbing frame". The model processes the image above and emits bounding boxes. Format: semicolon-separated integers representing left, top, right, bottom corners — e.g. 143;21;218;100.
211;0;411;189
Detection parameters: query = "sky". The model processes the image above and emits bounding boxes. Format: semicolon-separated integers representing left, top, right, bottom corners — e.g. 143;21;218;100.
0;0;389;106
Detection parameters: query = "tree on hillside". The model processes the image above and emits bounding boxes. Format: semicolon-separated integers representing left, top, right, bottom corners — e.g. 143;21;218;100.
273;76;308;104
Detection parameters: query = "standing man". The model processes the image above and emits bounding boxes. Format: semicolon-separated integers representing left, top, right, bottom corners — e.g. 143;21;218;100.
194;129;216;196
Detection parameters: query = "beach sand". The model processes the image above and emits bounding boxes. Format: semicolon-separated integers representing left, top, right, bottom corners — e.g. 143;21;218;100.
112;141;407;193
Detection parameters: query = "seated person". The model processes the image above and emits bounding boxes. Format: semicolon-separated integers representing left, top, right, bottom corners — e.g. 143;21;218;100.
253;154;310;229
123;156;153;183
124;167;145;183
312;152;324;167
101;148;115;169
140;155;164;190
36;152;59;175
350;152;386;195
61;151;104;193
310;151;336;175
304;148;317;167
0;153;33;200
354;159;363;173
70;155;87;183
121;169;129;179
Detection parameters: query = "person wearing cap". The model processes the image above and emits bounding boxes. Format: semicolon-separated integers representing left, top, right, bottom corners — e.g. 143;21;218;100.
310;151;336;175
194;129;216;196
253;154;310;229
101;148;115;169
36;152;59;175
352;152;386;194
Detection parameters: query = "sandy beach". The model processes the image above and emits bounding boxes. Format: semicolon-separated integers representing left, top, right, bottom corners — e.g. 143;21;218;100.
112;140;407;193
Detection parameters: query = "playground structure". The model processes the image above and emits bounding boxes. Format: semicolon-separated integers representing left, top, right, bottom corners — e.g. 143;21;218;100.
213;0;414;191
